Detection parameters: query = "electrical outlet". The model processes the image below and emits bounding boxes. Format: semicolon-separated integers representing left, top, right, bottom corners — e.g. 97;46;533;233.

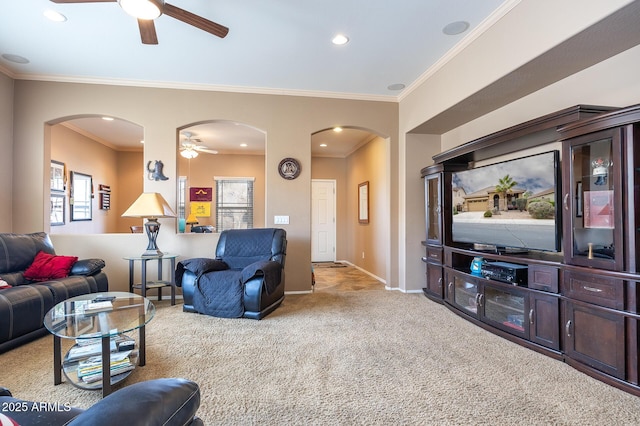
274;215;289;225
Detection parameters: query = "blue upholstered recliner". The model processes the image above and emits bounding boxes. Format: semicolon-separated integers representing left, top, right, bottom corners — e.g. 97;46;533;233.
176;228;286;319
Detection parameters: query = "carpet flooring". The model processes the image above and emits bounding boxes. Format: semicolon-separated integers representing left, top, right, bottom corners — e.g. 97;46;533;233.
1;265;640;425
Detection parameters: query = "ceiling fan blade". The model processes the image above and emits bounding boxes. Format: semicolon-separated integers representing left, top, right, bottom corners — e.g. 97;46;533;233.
194;146;218;154
138;19;158;45
49;0;116;3
163;3;229;38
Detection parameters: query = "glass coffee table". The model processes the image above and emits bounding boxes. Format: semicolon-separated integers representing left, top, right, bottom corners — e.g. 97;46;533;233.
44;291;155;397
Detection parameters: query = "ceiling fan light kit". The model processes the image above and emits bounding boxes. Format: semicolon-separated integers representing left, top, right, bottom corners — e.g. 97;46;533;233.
49;0;228;45
118;0;163;20
180;149;198;159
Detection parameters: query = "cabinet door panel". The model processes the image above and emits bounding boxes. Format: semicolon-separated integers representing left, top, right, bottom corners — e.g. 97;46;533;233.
482;284;527;338
425;262;443;299
530;293;560;350
564;302;625;379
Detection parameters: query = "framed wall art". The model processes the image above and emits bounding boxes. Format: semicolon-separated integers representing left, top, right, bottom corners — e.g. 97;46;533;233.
358;181;369;224
51;160;66;192
50;192;65;226
70;171;93;221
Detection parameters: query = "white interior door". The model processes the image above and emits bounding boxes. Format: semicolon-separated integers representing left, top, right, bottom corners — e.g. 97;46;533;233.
312;179;336;262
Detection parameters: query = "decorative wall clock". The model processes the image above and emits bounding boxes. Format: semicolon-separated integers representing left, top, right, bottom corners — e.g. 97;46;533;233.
278;158;301;180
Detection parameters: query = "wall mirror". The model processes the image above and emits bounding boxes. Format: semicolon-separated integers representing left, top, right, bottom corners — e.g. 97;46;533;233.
70;171;93;221
177;120;266;234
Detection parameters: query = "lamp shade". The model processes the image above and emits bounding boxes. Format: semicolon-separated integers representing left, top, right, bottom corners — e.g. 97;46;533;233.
122;192;176;219
185;213;199;225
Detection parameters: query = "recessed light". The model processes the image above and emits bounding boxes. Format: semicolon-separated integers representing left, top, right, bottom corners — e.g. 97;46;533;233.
387;83;405;91
44;10;67;22
442;21;470;35
240;143;248;147
1;54;29;64
332;34;349;45
333;127;343;133
140;140;145;144
102;117;114;121
320;143;327;147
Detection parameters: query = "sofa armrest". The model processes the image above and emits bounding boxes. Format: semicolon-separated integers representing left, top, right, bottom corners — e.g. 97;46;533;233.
70;258;105;276
69;378;201;426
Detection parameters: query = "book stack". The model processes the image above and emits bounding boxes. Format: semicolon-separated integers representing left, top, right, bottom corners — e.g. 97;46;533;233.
77;351;135;383
68;334;135;361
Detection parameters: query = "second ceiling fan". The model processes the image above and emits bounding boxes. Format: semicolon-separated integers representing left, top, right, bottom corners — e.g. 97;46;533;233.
50;0;229;45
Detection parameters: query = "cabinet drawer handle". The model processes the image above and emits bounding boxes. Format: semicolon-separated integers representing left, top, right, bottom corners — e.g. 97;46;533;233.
438;277;443;284
476;293;483;307
565;320;572;337
583;286;603;293
421;257;428;262
563;193;570;211
529;309;534;325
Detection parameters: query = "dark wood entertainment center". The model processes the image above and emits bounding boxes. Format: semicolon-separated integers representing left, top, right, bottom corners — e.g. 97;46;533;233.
421;104;640;396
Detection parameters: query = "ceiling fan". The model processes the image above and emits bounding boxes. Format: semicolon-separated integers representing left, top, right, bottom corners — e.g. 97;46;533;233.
180;132;218;158
50;0;229;45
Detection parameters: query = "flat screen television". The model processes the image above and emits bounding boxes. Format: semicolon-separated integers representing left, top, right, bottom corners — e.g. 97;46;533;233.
451;150;560;253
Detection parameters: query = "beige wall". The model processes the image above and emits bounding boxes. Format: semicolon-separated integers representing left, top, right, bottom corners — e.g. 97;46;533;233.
117;151;145;233
178;153;266;230
50;124;143;234
11;82;397;293
0;72;12;231
346;136;388;281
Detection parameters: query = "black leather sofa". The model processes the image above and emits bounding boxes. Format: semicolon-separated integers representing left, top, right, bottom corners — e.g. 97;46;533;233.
0;378;203;425
177;228;286;319
0;232;108;353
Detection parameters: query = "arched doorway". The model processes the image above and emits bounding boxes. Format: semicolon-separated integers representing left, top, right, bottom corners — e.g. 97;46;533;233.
310;126;390;288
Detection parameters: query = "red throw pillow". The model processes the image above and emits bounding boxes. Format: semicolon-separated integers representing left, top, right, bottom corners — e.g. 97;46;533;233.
23;251;78;282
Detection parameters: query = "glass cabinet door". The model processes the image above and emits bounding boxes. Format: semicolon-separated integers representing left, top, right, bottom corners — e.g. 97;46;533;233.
450;273;479;318
482;285;527;337
424;173;442;245
564;129;623;270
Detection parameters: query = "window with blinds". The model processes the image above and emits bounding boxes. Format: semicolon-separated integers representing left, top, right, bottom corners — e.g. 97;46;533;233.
215;177;254;231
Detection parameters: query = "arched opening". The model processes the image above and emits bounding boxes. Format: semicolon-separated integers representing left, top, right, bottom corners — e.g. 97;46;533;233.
176;120;266;233
46;115;144;234
310;126;390;288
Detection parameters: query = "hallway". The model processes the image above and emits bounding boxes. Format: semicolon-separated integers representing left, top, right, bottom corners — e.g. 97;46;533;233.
312;262;384;292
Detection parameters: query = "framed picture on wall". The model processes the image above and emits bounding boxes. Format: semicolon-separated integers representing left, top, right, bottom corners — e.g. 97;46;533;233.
51;160;66;192
358;181;369;224
50;192;65;226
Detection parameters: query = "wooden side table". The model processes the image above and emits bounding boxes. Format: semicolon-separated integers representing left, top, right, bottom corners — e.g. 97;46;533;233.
124;254;177;305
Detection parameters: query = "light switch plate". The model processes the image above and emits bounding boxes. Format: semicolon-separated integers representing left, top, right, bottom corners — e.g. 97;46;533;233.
274;215;290;225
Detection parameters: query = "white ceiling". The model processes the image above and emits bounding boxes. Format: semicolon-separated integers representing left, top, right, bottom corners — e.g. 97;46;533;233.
1;0;512;155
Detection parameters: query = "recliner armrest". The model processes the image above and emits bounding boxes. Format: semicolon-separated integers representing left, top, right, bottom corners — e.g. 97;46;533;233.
241;260;281;284
68;378;201;426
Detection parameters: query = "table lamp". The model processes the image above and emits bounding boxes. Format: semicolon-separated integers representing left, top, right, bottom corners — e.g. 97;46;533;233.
122;192;176;257
185;212;199;231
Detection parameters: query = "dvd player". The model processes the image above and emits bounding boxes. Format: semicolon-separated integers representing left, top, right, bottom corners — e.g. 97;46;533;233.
480;261;528;286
